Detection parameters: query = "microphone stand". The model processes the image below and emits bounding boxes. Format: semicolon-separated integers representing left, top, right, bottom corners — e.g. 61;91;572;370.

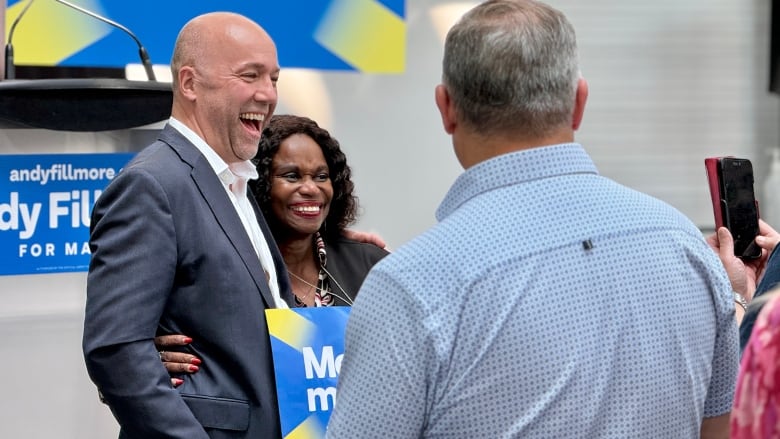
52;0;156;81
4;0;36;80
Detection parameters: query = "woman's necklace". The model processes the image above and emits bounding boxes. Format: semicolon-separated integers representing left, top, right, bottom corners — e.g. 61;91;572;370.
289;270;320;303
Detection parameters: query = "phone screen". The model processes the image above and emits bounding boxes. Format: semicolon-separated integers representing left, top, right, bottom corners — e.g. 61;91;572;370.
719;157;761;259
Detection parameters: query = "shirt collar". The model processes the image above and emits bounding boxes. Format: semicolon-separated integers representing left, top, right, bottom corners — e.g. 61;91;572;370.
168;117;258;186
436;143;598;221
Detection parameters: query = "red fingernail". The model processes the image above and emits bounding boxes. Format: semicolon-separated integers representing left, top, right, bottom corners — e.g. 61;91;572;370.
182;337;193;344
173;378;183;387
188;365;199;372
191;358;202;366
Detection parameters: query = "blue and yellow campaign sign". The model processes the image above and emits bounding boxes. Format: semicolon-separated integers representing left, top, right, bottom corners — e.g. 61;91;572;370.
5;0;405;73
266;307;351;439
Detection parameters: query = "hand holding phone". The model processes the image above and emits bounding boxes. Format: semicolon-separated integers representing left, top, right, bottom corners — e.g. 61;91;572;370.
705;156;761;259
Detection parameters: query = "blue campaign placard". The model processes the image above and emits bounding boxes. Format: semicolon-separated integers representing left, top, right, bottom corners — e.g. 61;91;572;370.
0;153;134;276
266;307;351;438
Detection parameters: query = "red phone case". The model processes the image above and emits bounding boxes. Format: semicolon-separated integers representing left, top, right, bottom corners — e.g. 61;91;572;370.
704;156;727;229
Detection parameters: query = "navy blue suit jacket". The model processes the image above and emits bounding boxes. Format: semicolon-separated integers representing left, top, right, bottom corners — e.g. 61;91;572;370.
83;125;293;438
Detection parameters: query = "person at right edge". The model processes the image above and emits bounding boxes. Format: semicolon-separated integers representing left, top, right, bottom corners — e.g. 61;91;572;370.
325;1;738;438
706;220;780;334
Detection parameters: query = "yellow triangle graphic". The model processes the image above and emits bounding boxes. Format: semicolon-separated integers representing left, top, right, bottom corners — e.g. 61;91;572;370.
314;0;405;73
6;0;112;65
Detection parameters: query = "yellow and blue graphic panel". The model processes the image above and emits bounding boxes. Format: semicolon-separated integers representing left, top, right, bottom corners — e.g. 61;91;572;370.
5;0;405;73
266;307;351;439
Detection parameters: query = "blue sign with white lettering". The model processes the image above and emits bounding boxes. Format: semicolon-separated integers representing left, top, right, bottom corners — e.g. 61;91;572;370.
266;307;350;438
0;153;133;275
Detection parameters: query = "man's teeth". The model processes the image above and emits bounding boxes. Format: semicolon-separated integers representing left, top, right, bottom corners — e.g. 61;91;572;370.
240;113;265;121
293;206;320;213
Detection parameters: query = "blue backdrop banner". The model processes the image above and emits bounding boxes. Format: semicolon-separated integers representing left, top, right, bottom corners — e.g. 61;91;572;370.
0;153;133;276
5;0;406;73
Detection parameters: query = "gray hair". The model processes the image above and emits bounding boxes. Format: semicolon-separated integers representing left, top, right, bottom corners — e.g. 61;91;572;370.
442;0;580;137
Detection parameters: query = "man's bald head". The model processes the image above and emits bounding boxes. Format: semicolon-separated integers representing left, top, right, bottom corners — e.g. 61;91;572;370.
168;11;280;164
170;12;273;92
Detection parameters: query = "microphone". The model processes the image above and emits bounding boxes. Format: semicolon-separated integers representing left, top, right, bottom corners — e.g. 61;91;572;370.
4;0;37;80
52;0;157;81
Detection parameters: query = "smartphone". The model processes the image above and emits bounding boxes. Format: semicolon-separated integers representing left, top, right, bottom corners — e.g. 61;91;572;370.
704;156;761;259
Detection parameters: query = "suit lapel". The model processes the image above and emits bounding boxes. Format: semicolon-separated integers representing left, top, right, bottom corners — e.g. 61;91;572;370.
160;126;278;309
249;195;294;307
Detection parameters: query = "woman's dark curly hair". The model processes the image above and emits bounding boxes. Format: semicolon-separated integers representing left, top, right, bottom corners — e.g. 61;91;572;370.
249;114;357;241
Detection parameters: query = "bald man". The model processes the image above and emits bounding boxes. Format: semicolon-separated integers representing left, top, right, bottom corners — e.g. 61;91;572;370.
83;12;293;438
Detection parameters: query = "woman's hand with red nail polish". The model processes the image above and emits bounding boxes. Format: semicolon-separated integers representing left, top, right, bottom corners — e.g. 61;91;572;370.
155;334;202;375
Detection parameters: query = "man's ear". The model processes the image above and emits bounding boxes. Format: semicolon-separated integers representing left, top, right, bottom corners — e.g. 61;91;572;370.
178;66;197;102
572;77;588;131
435;84;457;134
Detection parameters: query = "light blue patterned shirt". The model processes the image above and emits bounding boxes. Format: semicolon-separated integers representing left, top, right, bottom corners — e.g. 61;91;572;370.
326;144;739;439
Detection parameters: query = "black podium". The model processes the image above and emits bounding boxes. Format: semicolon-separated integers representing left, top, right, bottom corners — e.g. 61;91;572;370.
0;78;172;131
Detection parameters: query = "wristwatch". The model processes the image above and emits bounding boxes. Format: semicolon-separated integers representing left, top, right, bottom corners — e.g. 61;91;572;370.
733;292;748;312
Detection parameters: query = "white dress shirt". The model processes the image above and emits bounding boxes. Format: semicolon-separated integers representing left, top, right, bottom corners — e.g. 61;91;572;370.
168;117;287;309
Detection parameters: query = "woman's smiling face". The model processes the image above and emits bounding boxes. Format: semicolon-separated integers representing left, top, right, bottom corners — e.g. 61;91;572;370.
269;133;333;238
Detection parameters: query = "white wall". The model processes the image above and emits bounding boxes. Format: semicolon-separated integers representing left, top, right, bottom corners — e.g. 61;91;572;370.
0;1;777;437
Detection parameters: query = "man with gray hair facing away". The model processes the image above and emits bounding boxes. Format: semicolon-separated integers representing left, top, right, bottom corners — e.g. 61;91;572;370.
325;1;737;438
